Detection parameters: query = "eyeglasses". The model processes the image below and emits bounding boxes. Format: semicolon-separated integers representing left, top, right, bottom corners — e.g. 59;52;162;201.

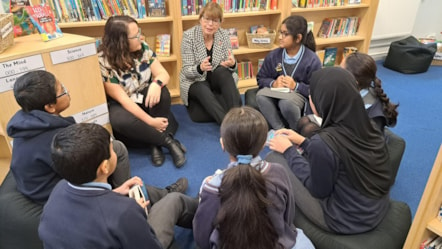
278;30;290;38
202;16;221;25
128;28;141;40
56;84;69;98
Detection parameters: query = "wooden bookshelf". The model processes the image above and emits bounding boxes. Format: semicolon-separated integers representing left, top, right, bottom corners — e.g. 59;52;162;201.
24;0;379;104
291;0;379;66
0;34;110;184
403;144;442;249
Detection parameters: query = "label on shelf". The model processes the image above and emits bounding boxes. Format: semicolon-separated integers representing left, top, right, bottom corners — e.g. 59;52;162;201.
72;103;109;124
0;54;45;93
50;43;96;65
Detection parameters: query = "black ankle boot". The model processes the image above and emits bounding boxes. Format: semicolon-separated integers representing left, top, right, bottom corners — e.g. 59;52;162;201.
164;134;186;168
151;146;165;166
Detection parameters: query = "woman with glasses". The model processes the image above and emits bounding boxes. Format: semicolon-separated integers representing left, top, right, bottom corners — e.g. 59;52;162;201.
98;16;186;168
179;2;242;125
255;15;322;131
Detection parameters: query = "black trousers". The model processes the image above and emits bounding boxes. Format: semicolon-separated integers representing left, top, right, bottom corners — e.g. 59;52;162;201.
109;84;178;147
187;66;242;124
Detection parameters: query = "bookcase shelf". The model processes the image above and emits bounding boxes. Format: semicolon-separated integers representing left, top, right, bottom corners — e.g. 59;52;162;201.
403;144;442;249
26;0;379;104
427;218;442;236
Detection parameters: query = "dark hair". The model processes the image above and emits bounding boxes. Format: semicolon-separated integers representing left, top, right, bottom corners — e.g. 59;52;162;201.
99;15;140;71
13;70;57;112
199;2;223;22
216;107;281;249
51;123;111;185
282;15;316;52
344;52;399;126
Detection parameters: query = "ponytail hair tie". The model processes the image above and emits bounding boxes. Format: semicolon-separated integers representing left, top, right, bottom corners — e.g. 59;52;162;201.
237;155;253;164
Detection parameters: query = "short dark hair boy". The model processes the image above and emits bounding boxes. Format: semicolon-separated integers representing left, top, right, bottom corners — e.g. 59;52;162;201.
39;123;198;248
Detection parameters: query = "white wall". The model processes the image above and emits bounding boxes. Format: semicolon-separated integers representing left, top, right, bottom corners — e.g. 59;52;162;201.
369;0;420;59
411;0;442;40
369;0;442;59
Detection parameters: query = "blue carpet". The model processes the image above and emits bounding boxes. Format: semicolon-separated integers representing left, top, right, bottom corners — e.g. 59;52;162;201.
129;62;442;248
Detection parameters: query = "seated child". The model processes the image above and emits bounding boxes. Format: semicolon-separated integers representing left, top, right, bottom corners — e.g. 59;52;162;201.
7;70;187;205
193;106;314;249
39;123;198;248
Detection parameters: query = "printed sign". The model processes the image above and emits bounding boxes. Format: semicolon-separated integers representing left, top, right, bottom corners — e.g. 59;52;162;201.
0;54;45;93
50;43;96;65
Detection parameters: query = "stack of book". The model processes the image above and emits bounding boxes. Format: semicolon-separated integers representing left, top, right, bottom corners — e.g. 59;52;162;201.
235;60;253;80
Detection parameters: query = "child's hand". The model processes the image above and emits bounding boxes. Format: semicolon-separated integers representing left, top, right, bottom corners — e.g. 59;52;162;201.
275;128;305;145
113;176;144;195
136;198;150;210
268;135;293;154
273;75;284;88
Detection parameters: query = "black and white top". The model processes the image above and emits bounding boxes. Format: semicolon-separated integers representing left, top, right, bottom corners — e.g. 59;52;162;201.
179;25;238;106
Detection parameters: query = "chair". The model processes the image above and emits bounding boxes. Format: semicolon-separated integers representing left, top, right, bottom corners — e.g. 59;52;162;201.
294;130;410;249
0;171;44;249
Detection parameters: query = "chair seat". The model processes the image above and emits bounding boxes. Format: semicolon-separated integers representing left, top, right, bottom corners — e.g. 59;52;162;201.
294;200;411;249
0;171;44;249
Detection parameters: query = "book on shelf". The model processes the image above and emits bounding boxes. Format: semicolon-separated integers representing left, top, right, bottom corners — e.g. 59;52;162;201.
291;0;297;7
147;0;165;16
343;46;358;58
323;47;337;67
155;34;170;57
348;0;361;4
258;58;264;73
317;18;333;38
136;0;146;18
315;49;325;66
10;0;38;37
26;4;63;41
228;27;239;49
307;21;314;34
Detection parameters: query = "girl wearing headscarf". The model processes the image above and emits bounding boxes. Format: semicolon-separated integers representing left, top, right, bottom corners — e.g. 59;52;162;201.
267;67;393;234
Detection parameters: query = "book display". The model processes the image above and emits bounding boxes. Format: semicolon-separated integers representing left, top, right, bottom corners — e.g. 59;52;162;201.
19;0;378;102
403;145;442;249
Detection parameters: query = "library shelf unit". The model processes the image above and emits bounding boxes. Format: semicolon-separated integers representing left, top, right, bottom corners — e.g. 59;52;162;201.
403;144;442;249
25;0;379;104
0;34;111;184
291;0;379;66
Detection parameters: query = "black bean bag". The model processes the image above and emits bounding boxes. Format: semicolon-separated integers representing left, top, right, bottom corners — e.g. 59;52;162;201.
384;36;436;74
0;171;44;249
294;200;411;249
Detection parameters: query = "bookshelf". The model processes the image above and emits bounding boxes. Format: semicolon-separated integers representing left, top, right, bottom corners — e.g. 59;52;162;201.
291;0;379;66
25;0;379;103
0;34;110;184
403;144;442;249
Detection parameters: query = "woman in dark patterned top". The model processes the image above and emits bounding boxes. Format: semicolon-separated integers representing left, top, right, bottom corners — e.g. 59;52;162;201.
98;16;186;168
179;2;242;125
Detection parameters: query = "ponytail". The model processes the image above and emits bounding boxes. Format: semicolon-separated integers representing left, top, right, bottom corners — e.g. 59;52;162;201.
215;164;281;249
304;30;316;52
373;77;399;127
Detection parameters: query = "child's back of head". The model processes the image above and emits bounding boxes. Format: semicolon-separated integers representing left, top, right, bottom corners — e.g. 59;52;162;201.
51;123;111;185
216;106;281;249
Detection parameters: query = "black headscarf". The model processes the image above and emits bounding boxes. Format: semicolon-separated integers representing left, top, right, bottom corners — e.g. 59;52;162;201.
310;67;392;199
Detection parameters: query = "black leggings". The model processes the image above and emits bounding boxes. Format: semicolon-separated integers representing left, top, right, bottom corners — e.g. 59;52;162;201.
187;66;242;124
109;84;178;147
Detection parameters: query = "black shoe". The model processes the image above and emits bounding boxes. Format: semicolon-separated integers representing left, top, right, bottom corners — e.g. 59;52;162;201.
151;146;165;166
165;177;188;193
164;134;186;168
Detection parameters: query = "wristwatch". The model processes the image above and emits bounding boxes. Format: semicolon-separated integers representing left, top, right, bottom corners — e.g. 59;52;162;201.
154;79;163;87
